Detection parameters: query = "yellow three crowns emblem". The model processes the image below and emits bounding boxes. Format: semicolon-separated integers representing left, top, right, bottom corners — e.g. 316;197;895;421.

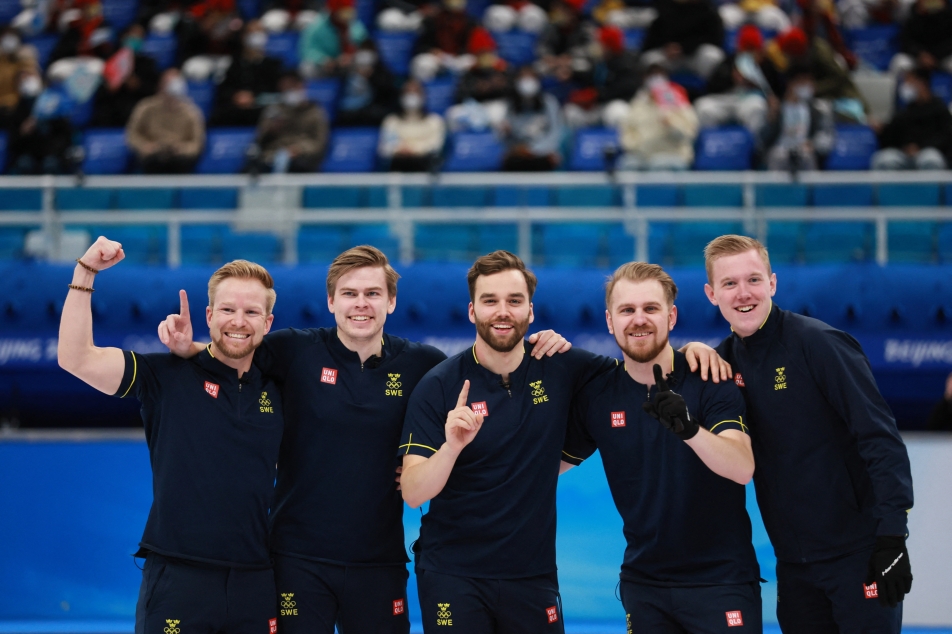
386;373;402;389
437;603;452;618
280;593;297;609
259;392;271;407
774;367;787;391
163;620;181;634
530;381;545;398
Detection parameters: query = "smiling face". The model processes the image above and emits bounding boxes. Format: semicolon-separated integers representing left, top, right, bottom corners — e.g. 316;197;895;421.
607;278;676;363
705;248;777;338
206;277;274;361
328;265;395;346
469;269;534;353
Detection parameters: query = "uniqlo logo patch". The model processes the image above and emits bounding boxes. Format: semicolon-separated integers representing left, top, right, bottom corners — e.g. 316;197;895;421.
726;611;744;627
611;411;626;427
734;373;745;387
471;401;488;417
321;368;338;384
864;582;879;599
546;606;558;623
393;599;405;615
269;618;277;634
204;381;219;398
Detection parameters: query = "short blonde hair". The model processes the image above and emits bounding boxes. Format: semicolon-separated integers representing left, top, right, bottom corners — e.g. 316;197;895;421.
208;260;277;314
467;250;538;301
326;245;401;298
703;235;772;283
605;262;678;308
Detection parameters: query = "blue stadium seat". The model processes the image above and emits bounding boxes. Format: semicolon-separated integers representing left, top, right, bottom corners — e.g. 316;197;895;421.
537;223;605;267
825;125;877;170
888;222;936;263
623;28;645;50
237;0;260;18
607;223;634;267
303;186;363;208
56;188;115;211
0;189;42;210
423;76;458;116
0;227;27;259
179;188;239;209
322;128;380;173
844;25;899;71
802;222;874;263
756;184;808;207
186;80;216;120
766;221;803;264
196;128;255;174
555;185;620;207
492;186;551;207
938;223;952;263
265;32;301;69
636;185;680;207
466;0;491;19
82;129;130;175
492;30;538;66
305;78;340;122
87;225;167;265
23;34;58;70
141;33;178;71
878;183;940;206
0;0;19;23
931;72;952;105
666;222;745;266
694;126;753;170
415;224;478;262
443;132;504;172
357;0;375;29
401;186;430;207
812;183;874;206
432;186;489;207
116;188;176;209
181;225;225;265
101;0;138;30
297;225;348;263
349;224;399;260
222;231;283;264
71;97;95;128
683;184;743;207
476;223;518;254
376;31;417;76
568;127;618;172
669;72;706;94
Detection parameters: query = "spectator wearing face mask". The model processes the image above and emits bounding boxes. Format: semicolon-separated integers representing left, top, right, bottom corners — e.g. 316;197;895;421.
891;0;952;74
8;69;75;175
90;24;161;127
127;69;206;174
334;42;399;127
248;71;328;173
761;64;834;171
640;0;726;81
0;28;37;129
213;20;284;126
499;67;565;170
410;0;478;81
616;64;699;171
871;67;952;170
445;28;511;131
299;0;368;78
379;79;446;172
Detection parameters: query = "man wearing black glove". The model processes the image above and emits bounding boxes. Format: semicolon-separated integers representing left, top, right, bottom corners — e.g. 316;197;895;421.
562;262;762;632
705;235;913;632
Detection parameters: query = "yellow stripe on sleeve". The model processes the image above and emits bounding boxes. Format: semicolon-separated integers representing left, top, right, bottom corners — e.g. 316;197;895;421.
399;433;438;455
561;450;584;462
709;416;748;435
119;351;138;398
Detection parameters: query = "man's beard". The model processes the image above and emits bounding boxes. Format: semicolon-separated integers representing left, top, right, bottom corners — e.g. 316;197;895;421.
475;314;531;353
213;333;260;360
617;329;669;363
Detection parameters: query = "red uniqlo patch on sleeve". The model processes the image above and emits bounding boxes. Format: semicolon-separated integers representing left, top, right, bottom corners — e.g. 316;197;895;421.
471;401;488;417
204;381;219;398
726;611;743;627
864;582;879;599
546;606;558;623
734;373;745;387
611;411;626;427
269;618;277;634
321;368;338;384
393;599;405;615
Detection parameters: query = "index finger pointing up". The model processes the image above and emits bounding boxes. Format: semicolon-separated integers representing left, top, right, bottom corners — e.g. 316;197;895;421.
653;364;671;392
456;380;470;408
179;289;190;318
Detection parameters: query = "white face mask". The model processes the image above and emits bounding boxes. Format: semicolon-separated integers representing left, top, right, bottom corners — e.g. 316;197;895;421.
645;74;667;90
401;92;423;111
20;74;42;97
1;34;19;54
164;76;188;97
516;77;540;98
794;84;813;102
245;31;268;51
283;89;306;106
899;82;918;104
355;50;377;68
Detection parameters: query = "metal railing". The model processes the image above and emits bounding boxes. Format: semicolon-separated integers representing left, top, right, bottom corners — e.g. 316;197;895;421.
1;171;951;266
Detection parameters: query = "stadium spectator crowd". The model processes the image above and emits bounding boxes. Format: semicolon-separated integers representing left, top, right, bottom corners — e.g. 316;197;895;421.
0;0;951;174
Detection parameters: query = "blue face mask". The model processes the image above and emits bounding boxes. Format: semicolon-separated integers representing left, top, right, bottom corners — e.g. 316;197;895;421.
123;36;143;52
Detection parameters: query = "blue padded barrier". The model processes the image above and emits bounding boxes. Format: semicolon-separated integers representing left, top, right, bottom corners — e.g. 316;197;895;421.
536;223;605;267
179;187;239;209
803;222;874;263
432;186;489;207
492;186;552;207
694;126;753;170
623;28;645;50
303;186;361;209
683;184;743;207
306;78;341;122
322;127;380;173
636;184;679;207
0;188;43;210
766;221;803;264
423;76;458;116
265;32;301;70
812;183;874;207
492;30;538;66
888;222;936;264
878;183;940;206
443;132;504;172
376;31;417;76
56;188;115;211
825;125;877;170
666;222;745;266
297;225;349;263
415;224;478;262
476;223;519;254
101;0;138;30
555;185;620;207
186;80;216;120
756;183;808;207
82;129;130;175
844;25;899;71
23;34;58;70
115;188;176;210
141;33;178;71
196;128;256;174
932;72;952;105
569;127;618;172
222;231;283;264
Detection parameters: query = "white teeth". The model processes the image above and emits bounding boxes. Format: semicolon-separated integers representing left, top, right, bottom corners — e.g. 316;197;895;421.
493;324;512;330
226;333;249;339
351;316;370;321
737;306;754;313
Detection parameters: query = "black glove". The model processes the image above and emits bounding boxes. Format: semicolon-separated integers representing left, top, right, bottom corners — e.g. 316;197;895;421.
865;535;912;608
642;364;699;440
